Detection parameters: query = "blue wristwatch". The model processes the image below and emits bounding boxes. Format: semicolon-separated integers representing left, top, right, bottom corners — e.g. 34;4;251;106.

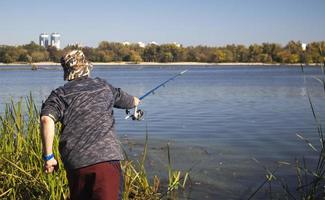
43;153;54;161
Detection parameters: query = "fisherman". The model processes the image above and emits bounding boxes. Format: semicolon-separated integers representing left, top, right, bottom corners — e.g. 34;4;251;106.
40;50;140;200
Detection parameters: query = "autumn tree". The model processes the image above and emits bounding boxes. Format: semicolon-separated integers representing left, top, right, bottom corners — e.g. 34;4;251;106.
1;40;325;64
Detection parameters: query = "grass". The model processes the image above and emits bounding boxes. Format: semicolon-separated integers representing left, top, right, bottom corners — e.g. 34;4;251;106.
0;94;190;200
248;62;325;199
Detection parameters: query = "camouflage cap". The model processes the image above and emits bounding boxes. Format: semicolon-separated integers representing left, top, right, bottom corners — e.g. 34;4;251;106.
61;50;93;81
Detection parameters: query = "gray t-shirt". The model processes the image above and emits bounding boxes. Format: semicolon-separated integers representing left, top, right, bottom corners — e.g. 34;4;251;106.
41;76;134;169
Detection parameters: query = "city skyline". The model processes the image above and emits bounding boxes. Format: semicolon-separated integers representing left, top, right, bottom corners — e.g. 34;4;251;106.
0;0;325;48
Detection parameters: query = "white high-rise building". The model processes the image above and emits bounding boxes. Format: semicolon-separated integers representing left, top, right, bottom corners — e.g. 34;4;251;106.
50;33;61;49
39;33;49;48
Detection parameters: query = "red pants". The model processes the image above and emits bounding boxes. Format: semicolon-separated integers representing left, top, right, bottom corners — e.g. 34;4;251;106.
67;161;123;200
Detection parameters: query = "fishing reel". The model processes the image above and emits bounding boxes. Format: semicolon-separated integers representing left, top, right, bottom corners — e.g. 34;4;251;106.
125;106;144;121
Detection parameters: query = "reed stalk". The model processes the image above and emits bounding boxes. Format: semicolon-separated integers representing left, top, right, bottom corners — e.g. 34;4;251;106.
249;62;325;199
0;95;189;199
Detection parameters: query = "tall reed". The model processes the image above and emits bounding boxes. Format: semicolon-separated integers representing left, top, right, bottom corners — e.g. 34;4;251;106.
0;94;189;199
248;63;325;199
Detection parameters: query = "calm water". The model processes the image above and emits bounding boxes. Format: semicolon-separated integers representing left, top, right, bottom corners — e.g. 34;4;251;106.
1;65;325;199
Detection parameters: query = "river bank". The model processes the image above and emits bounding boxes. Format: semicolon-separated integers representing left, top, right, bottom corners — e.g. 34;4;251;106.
0;61;319;67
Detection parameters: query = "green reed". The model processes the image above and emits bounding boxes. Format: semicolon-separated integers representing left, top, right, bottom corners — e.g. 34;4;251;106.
0;94;189;199
249;63;325;199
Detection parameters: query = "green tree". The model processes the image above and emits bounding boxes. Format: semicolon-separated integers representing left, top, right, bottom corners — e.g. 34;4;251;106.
80;47;98;62
47;46;62;62
209;49;225;63
98;41;111;50
159;52;173;62
18;53;33;63
223;49;234;62
1;40;325;64
0;46;20;63
286;40;303;54
143;44;159;62
129;50;142;63
258;54;272;63
30;51;49;62
2;53;15;63
23;41;46;52
276;50;291;63
248;44;263;62
185;47;200;62
285;41;303;63
261;43;282;63
307;42;323;64
237;45;250;62
97;50;114;62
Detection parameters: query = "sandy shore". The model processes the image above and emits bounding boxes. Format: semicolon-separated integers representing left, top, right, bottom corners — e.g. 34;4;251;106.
0;61;317;67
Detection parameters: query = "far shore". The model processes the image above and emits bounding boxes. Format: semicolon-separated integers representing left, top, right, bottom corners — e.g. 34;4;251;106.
0;61;321;67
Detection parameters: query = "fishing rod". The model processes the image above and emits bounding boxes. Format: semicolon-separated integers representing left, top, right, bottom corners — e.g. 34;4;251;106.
125;69;188;120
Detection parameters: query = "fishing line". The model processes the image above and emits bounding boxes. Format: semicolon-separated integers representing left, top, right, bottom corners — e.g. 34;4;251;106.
125;70;188;121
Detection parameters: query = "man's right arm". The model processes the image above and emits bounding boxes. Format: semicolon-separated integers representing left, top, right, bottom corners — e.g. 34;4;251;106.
40;115;58;173
40;89;64;173
133;96;140;107
112;87;140;109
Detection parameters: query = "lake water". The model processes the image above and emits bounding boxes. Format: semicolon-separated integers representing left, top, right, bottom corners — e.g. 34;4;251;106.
1;65;325;199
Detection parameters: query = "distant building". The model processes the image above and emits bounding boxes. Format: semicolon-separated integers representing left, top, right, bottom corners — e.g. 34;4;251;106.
122;41;130;46
50;33;61;49
172;42;181;47
137;42;146;48
39;32;61;49
39;33;49;48
149;41;158;45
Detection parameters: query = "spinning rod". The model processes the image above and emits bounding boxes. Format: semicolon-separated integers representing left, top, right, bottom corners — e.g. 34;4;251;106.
125;69;188;120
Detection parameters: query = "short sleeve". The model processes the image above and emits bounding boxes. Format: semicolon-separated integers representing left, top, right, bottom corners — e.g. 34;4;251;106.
40;89;65;122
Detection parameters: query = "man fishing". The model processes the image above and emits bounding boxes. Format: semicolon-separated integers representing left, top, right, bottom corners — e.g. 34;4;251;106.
40;50;140;200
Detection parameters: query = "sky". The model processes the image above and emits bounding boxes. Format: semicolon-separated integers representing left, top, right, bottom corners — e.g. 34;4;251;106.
0;0;325;47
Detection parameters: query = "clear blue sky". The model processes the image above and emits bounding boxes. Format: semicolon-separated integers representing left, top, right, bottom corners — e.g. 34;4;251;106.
0;0;324;47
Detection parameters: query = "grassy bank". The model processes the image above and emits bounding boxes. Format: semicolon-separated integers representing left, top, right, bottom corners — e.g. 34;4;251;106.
0;95;189;199
0;61;324;66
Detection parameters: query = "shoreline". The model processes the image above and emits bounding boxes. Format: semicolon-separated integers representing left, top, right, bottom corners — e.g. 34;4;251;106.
0;61;321;67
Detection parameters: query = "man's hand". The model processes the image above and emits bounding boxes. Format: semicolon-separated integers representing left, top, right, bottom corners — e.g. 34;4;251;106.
44;158;58;173
133;97;140;107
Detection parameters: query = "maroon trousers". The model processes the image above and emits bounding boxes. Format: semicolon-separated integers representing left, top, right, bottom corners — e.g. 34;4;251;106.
67;161;123;200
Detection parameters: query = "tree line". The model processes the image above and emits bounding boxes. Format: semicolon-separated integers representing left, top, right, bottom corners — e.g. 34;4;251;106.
0;40;324;64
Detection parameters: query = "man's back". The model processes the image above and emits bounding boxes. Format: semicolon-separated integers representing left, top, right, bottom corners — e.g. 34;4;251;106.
41;76;134;169
40;50;139;199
